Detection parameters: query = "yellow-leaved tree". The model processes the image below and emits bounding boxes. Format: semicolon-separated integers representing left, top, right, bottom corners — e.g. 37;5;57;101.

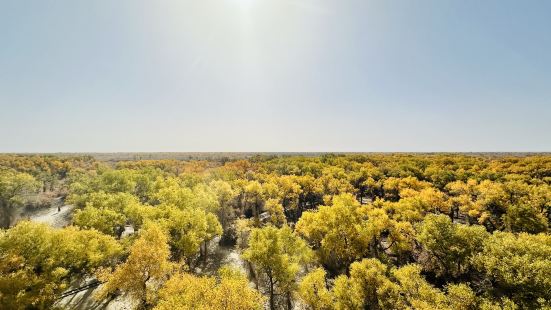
96;222;174;308
0;170;40;228
154;266;264;310
0;221;122;309
297;267;333;310
243;225;312;310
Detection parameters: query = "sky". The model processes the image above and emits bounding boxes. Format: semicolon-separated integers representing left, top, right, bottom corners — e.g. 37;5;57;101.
0;0;550;152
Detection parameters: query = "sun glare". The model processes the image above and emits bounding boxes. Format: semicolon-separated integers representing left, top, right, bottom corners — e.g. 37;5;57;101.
230;0;256;11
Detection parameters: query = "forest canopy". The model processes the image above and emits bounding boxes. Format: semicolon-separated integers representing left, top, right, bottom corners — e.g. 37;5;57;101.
0;153;550;309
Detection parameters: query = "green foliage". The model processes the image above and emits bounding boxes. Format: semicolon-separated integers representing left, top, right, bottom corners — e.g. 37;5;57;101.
210;179;237;235
68;169;138;207
161;206;222;262
243;225;312;309
82;191;141;213
0;170;40;228
332;259;479;310
73;206;126;236
297;194;415;272
503;203;548;233
71;192;142;235
155;178;220;213
416;214;488;278
473;231;551;307
296;194;369;271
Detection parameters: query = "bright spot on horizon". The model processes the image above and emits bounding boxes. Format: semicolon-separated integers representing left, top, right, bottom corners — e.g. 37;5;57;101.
229;0;257;11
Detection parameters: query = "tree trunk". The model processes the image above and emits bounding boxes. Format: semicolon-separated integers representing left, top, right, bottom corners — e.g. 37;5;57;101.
0;203;12;229
141;274;151;308
268;274;275;310
286;291;292;310
203;241;208;262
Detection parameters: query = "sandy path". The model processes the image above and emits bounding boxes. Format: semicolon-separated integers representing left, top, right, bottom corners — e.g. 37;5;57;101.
26;204;75;228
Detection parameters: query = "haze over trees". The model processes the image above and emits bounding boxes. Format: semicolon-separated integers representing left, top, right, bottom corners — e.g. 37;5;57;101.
0;153;550;309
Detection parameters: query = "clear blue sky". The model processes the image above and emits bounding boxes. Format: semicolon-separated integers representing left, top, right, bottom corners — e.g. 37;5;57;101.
1;0;550;152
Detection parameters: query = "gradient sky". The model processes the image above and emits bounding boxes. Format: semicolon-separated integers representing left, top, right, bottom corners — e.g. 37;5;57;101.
1;0;550;152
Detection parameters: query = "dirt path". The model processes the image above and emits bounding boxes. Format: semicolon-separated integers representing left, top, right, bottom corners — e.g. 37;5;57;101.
24;204;75;228
194;237;249;276
55;277;138;310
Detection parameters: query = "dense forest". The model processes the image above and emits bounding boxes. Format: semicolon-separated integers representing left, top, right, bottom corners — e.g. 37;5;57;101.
1;153;550;309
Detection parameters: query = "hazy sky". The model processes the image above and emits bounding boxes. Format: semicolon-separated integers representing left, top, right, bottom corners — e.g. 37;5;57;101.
1;0;550;152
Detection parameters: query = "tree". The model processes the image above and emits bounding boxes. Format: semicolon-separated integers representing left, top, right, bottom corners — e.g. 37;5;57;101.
296;175;324;211
473;180;509;230
391;264;452;309
332;258;395;310
97;169;137;194
68;169;138;206
265;199;286;227
96;222;174;307
0;221;122;309
296;194;368;273
0;170;40;228
472;231;551;308
297;194;414;273
161;206;222;264
243;180;265;221
81;191;141;214
528;184;551;222
416;214;488;278
349;166;370;204
298;268;333;310
503;203;548;233
132;167;165;203
331;259;478;310
445;283;477;310
316;168;355;204
478;297;519;310
154;266;264;310
210;180;237;241
404;187;452;216
213;266;265;310
70;191;144;236
149;177;224;262
272;175;302;221
73;206;126;237
445;179;477;220
243;225;312;310
382;177;431;201
154;178;220;213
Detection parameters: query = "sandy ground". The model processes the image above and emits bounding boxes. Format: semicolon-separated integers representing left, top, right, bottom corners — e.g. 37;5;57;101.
194;236;249;276
23;204;75;228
